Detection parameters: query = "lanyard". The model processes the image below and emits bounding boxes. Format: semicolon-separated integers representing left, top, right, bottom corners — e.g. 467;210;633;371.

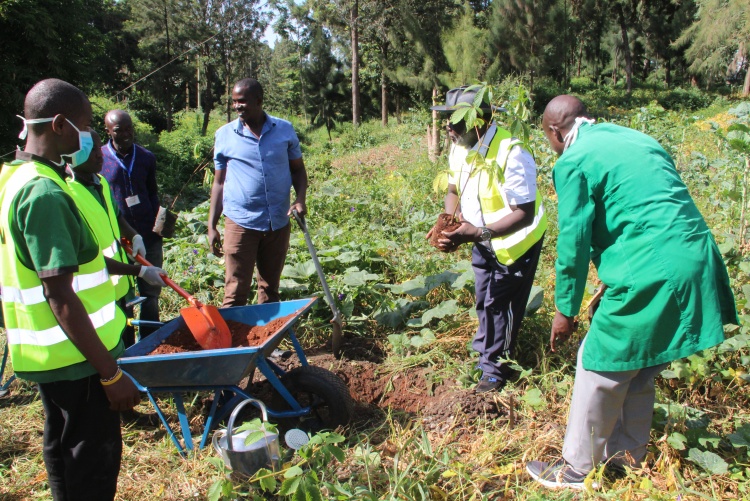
107;142;137;195
107;142;136;176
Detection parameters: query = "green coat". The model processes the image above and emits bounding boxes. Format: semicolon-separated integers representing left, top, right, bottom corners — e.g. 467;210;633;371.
554;122;737;371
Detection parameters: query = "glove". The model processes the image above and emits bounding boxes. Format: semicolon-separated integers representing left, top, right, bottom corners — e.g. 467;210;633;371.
138;266;166;287
129;234;147;258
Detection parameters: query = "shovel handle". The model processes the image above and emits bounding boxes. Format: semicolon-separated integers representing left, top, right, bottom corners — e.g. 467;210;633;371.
121;240;201;307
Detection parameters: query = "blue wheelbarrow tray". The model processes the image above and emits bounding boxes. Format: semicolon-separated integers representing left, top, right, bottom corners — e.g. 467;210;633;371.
120;297;317;387
118;297;318;454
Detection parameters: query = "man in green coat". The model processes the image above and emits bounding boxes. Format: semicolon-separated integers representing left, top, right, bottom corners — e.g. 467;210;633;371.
526;95;738;490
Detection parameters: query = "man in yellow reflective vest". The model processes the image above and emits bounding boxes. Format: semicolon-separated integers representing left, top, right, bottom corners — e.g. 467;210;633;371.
0;79;163;500
428;86;547;392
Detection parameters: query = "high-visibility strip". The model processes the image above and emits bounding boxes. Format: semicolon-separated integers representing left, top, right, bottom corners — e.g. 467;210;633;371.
2;268;110;307
102;240;118;258
6;301;117;346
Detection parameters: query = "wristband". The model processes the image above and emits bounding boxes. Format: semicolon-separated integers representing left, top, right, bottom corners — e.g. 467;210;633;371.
100;367;123;386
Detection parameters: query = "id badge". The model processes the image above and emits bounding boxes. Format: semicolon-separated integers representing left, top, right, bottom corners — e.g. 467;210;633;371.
125;195;141;207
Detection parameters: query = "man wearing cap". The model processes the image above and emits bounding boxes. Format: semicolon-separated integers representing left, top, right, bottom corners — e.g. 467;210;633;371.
526;95;737;489
428;86;547;392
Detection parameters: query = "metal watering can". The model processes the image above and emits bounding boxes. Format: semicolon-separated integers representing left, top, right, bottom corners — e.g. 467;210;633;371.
212;398;280;476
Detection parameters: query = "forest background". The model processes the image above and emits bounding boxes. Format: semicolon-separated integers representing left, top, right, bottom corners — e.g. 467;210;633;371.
3;0;750;500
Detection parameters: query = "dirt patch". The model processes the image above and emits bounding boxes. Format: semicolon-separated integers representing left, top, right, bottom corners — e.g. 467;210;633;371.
243;337;508;437
428;213;462;249
149;313;298;355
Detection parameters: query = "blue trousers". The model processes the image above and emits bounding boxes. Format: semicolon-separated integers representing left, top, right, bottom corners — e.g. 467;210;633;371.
472;237;543;379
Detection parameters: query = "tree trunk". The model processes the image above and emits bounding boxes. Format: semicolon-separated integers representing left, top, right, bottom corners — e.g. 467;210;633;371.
351;0;361;126
428;86;440;162
196;57;201;111
201;65;213;136
395;93;401;125
381;70;388;127
666;58;672;88
744;65;750;97
617;4;633;93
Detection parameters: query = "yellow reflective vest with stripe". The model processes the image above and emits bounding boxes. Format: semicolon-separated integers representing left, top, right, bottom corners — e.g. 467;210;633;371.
67;174;133;300
451;124;547;265
0;162;125;374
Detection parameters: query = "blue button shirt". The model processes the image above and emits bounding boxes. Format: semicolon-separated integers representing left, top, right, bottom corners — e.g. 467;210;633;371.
214;114;302;231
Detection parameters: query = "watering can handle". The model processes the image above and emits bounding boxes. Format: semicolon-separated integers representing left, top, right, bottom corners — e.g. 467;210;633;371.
226;398;270;452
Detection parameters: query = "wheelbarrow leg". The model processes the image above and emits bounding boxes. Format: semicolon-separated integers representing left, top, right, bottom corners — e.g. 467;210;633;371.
173;393;195;453
286;329;308;367
146;392;188;456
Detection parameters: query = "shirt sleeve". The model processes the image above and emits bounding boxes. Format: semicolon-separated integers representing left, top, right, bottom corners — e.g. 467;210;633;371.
501;146;537;205
287;127;302;161
553;159;594;317
214;129;228;170
14;181;85;277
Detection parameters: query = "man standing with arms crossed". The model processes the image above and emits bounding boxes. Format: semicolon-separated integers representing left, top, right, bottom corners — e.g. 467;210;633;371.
2;79;145;500
208;78;308;306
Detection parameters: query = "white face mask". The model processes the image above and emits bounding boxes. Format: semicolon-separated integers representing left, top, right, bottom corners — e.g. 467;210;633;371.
16;115;94;167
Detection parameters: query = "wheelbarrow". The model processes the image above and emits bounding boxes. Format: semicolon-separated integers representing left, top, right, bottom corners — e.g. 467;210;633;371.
118;297;354;455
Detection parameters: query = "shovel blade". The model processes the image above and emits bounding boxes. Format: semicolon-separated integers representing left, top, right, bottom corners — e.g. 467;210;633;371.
180;305;232;350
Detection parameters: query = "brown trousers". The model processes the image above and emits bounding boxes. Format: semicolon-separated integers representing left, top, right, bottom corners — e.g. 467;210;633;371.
222;217;290;307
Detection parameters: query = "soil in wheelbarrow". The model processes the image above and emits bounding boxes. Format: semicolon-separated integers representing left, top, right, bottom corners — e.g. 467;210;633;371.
149;313;298;354
428;213;462;249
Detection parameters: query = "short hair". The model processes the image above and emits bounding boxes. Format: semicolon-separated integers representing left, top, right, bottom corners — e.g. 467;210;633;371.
24;79;88;135
234;78;263;101
25;79;87;120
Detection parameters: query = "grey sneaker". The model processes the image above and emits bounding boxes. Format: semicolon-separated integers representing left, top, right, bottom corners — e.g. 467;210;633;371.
526;459;598;490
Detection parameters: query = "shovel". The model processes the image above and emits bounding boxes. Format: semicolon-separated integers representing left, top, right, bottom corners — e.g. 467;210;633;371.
122;240;232;350
292;210;344;358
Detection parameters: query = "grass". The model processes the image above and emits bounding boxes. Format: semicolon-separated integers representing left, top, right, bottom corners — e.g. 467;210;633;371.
2;100;750;500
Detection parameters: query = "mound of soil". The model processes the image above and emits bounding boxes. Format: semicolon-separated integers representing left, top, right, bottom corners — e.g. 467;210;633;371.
428;213;462;249
148;313;298;355
238;337;509;438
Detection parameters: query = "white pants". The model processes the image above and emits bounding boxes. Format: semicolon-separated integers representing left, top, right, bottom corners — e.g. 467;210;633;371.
562;337;668;472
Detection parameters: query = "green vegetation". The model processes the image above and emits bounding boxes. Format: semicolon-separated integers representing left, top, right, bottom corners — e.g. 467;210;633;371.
2;85;750;500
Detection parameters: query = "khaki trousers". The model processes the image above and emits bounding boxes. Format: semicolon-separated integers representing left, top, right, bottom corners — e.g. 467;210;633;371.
222;218;290;307
562;336;668;473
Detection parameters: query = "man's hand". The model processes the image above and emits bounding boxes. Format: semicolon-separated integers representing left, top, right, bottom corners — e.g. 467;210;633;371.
550;310;577;352
129;234;147;258
288;201;307;218
438;218;481;251
208;228;223;257
139;266;167;286
102;373;141;411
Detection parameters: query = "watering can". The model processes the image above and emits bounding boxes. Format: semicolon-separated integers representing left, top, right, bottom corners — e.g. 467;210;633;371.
212;398;280;476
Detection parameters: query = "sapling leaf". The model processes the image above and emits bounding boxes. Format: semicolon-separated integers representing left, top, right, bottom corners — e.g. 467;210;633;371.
279;476;302;496
667;432;687;450
520;388;545;410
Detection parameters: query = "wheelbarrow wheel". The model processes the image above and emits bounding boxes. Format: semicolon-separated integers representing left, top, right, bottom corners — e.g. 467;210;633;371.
274;365;354;432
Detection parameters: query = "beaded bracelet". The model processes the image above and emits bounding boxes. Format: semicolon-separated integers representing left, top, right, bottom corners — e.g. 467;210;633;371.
100;367;123;386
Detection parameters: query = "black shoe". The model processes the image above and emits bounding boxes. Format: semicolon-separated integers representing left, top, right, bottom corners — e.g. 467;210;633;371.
526;459;598;490
120;409;160;427
474;374;505;393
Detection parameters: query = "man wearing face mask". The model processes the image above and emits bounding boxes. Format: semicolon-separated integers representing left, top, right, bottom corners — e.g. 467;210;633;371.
67;130;167;351
0;79;146;500
426;86;547;392
101;109;163;343
526;95;737;489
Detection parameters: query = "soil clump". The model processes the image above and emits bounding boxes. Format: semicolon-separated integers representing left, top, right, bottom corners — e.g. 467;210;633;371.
428;213;462;249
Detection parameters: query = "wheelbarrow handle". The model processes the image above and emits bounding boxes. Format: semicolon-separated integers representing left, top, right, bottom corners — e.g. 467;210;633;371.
121;239;201;308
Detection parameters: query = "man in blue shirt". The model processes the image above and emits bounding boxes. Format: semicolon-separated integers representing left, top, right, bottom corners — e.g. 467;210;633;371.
208;78;308;306
101;110;162;343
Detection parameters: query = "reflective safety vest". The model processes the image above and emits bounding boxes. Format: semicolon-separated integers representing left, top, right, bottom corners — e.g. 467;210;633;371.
451;124;547;265
67;174;133;300
0;161;124;373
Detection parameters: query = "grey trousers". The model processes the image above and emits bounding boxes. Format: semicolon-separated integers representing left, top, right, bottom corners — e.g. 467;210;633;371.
562;336;668;473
